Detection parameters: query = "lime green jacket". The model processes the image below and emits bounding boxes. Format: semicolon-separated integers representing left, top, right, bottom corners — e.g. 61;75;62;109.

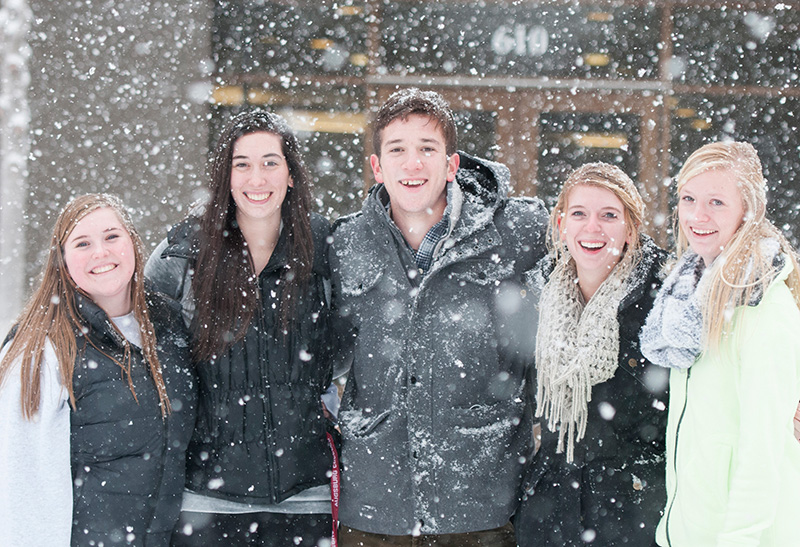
657;263;800;547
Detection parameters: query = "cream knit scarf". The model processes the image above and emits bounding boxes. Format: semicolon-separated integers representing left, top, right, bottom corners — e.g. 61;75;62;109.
535;252;634;463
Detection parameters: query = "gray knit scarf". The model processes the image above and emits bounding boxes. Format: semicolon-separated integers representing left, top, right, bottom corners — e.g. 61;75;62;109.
639;250;706;371
535;251;636;463
641;240;784;371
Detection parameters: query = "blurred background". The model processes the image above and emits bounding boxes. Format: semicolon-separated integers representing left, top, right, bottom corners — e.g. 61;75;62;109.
1;0;799;331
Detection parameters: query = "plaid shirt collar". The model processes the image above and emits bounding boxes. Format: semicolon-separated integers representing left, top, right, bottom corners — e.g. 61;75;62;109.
381;182;455;276
414;209;450;275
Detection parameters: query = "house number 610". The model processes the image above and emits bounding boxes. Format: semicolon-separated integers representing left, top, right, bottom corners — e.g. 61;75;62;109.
491;24;549;57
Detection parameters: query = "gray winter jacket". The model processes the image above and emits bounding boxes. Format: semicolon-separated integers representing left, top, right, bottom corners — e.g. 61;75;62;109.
329;152;548;535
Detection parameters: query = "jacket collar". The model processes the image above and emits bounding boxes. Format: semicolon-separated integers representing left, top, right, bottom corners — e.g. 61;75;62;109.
160;216;291;276
74;291;128;349
617;234;666;312
363;151;508;271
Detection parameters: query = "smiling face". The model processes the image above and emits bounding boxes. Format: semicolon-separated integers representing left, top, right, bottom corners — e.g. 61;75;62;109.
63;207;136;317
230;131;292;229
561;184;630;292
370;114;459;226
678;169;745;267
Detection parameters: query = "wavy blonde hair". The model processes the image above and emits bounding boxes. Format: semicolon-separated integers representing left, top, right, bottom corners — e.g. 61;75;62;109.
0;194;171;419
675;141;800;347
548;162;646;274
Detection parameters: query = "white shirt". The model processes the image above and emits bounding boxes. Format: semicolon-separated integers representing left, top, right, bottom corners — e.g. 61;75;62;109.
0;340;72;546
0;316;140;546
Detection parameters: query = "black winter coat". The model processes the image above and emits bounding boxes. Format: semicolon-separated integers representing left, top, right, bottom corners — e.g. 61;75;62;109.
515;236;669;547
70;291;196;546
145;213;334;504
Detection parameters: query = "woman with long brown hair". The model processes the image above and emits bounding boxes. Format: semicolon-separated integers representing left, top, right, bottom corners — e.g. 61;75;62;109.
0;193;196;546
145;110;335;546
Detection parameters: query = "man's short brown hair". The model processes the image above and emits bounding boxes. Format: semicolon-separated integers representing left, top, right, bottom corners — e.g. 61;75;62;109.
372;88;457;157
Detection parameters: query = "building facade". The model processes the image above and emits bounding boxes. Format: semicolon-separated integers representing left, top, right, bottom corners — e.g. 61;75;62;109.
209;0;800;234
1;0;799;329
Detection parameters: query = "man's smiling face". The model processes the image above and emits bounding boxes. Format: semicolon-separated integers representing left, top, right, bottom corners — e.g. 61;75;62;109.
370;114;459;224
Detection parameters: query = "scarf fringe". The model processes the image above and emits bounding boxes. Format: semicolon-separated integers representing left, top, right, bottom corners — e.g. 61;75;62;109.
535;249;642;463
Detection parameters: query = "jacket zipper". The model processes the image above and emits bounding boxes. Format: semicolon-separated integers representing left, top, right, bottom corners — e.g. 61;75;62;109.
137;343;169;538
664;368;691;547
148;410;170;536
257;280;281;504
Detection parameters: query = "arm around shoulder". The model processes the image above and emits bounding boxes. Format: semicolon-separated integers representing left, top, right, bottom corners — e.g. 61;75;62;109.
144;237;190;301
326;216;362;380
499;195;550;271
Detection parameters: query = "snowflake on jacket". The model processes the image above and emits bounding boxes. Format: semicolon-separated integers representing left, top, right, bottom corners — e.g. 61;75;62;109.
145;212;334;505
329;152;548;535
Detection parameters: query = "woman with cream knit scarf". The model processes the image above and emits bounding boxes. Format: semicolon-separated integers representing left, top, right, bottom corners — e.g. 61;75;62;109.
516;162;668;547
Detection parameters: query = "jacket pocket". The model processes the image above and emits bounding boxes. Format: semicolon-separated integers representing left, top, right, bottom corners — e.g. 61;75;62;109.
451;398;525;432
338;262;384;297
445;258;516;287
709;442;732;504
340;408;391;438
682;441;732;531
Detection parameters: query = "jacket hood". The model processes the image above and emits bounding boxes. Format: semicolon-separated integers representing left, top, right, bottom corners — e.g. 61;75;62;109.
454;151;511;206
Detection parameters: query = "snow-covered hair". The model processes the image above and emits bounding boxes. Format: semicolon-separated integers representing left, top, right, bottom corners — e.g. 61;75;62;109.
548;162;645;274
372;88;457;156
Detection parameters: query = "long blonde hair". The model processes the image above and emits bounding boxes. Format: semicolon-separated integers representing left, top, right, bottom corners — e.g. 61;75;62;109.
0;194;171;419
675;141;800;347
548;162;646;274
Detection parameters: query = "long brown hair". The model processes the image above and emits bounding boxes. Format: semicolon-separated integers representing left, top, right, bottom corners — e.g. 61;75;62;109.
191;110;315;362
675;141;800;347
0;194;171;419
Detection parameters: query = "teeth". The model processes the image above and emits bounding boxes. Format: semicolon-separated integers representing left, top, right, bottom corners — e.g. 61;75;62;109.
91;264;115;274
692;228;715;235
400;179;425;187
580;241;605;249
246;192;271;201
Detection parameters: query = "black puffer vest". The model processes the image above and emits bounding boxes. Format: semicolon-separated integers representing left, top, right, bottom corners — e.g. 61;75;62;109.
147;213;334;504
70;292;196;546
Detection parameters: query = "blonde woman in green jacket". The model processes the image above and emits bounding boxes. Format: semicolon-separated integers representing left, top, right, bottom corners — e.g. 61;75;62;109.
640;141;800;546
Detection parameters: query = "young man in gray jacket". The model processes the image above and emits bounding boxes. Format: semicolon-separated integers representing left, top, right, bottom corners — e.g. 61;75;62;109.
329;88;548;546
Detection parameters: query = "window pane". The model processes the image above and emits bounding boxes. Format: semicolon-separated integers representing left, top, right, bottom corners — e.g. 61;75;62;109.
454;110;497;160
214;0;368;76
382;2;660;79
671;6;800;87
537;112;640;208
